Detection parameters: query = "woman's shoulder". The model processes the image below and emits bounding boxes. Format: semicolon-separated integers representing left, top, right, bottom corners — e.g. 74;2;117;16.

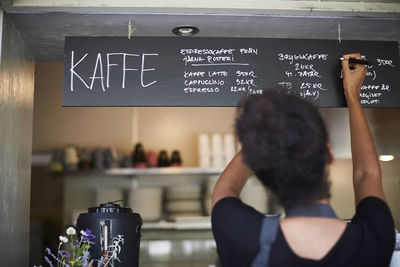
211;197;265;267
341;197;395;266
352;196;394;229
212;197;265;223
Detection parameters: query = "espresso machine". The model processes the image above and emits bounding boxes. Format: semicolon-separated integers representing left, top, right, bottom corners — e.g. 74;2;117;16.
77;202;142;267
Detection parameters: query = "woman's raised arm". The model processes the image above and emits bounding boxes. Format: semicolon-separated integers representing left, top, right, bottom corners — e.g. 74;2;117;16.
211;151;252;209
342;53;386;206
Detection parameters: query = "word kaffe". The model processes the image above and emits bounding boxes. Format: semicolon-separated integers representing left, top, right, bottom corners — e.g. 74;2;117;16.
69;51;159;91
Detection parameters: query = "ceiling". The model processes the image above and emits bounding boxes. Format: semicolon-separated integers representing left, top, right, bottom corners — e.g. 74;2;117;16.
6;13;400;61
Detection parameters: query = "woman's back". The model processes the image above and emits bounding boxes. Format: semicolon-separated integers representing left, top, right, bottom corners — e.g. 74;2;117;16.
280;217;347;260
212;197;395;267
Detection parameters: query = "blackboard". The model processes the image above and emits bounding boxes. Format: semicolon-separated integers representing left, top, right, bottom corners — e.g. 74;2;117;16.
62;37;400;107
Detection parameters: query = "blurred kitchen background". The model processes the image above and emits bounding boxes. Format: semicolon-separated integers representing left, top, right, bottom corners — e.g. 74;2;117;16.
29;63;400;266
1;0;399;266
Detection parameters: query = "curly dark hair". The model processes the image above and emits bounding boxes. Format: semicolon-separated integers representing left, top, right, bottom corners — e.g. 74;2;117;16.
236;91;331;208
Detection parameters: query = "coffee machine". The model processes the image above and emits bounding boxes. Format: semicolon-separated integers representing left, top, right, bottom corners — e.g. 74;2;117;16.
77;202;142;267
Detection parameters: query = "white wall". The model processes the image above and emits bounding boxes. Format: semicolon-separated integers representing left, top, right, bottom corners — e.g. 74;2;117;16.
330;159;400;228
33;63;135;152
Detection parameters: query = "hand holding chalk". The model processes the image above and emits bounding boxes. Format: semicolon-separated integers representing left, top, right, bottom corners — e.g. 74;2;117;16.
341;53;367;103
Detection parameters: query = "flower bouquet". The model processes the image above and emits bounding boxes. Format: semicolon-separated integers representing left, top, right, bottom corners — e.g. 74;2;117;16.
40;226;124;267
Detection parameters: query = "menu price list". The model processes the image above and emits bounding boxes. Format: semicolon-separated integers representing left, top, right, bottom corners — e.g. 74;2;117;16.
274;52;396;106
276;53;329;102
180;47;263;96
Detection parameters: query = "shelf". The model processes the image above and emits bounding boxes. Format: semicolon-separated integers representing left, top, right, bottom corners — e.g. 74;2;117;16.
32;153;224;176
104;167;224;176
142;217;212;230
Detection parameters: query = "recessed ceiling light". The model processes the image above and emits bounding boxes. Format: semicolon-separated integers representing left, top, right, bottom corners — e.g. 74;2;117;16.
172;26;199;37
379;155;395;162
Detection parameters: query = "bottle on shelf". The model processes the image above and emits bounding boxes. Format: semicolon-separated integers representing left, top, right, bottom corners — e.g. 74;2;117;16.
132;143;147;168
146;150;158;168
78;148;92;170
170;150;182;167
157;150;170;167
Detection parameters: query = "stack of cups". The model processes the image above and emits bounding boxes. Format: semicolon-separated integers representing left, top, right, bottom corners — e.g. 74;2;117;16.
224;134;236;166
198;133;237;168
198;134;211;168
211;133;224;168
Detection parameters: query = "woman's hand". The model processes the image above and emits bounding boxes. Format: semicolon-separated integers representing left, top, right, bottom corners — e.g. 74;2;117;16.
341;53;367;104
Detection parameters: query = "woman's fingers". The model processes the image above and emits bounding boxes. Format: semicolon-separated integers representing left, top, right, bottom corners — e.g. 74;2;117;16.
341;53;366;101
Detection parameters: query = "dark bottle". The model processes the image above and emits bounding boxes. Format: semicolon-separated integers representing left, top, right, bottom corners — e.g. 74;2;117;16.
92;148;105;170
170;150;182;167
132;143;147;168
78;148;92;170
157;150;170;167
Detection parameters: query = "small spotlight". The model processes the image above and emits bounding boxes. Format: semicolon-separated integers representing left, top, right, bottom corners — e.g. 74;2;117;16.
172;26;199;37
379;155;395;162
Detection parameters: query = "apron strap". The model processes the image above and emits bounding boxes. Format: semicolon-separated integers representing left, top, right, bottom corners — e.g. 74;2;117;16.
251;215;280;267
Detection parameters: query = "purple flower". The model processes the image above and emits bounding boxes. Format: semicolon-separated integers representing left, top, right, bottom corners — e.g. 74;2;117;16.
85;229;95;238
44;256;54;267
59;250;70;258
45;248;56;259
82;229;96;242
96;256;105;267
82;250;90;264
45;248;70;267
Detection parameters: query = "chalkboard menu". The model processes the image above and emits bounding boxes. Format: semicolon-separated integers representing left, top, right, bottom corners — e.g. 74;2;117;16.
63;37;400;107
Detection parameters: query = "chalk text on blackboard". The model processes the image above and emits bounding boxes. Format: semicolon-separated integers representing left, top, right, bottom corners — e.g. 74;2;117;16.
70;51;159;91
377;59;395;67
277;53;328;65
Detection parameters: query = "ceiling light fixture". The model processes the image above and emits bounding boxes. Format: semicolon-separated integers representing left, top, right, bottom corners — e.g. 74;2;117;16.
379;155;395;162
172;26;200;37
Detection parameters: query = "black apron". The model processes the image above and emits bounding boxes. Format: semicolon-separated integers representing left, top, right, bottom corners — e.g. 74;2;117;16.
251;203;337;267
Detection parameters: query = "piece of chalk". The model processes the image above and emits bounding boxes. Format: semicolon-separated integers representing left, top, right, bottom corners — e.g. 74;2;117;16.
339;57;369;65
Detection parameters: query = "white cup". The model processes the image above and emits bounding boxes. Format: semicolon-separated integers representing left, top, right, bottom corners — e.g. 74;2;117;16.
199;155;211;168
64;146;79;164
198;134;211;155
211;133;224;167
224;134;236;166
211;133;223;155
